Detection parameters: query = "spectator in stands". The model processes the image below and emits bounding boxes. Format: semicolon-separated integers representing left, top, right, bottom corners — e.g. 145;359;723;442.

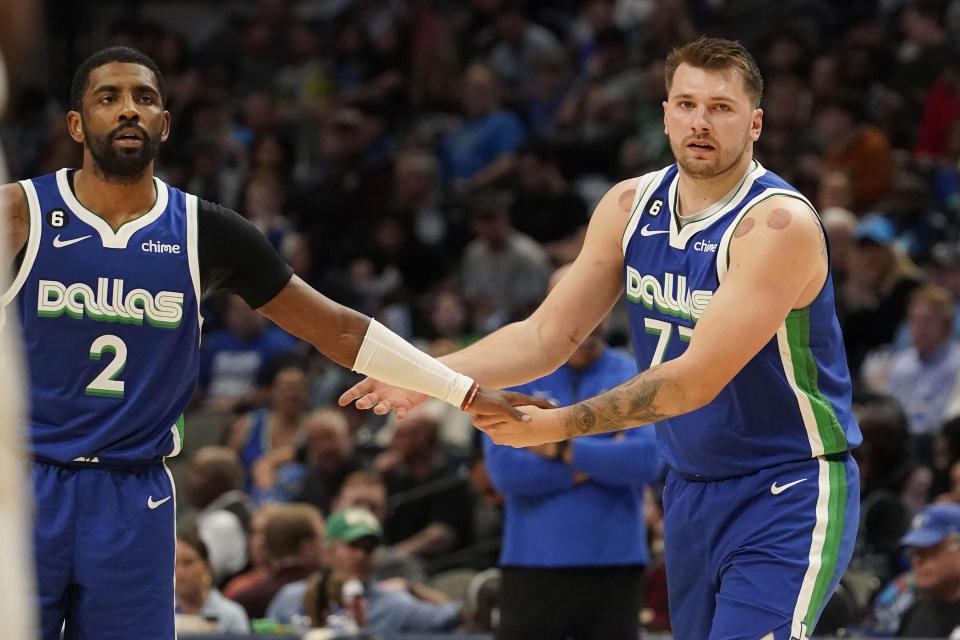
269;507;464;633
223;504;281;601
438;62;526;191
850;398;917;586
896;503;960;637
510;142;589;265
814;94;893;212
487;3;564;101
228;361;311;497
185;446;252;587
374;406;474;564
174;531;250;635
884;285;960;438
233;503;326;620
292;409;361;514
484;264;660;640
330;470;426;582
841;215;924;375
821;207;858;292
197;294;299;414
461;190;552;333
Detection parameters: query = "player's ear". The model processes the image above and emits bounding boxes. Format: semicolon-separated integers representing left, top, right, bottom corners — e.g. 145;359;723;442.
160;110;171;143
66;111;84;144
750;107;763;142
663;101;669;135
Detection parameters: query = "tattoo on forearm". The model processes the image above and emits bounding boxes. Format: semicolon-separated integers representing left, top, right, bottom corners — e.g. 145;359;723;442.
565;373;671;437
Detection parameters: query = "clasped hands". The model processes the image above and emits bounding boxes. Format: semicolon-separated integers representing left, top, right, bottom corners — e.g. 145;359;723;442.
338;378;567;447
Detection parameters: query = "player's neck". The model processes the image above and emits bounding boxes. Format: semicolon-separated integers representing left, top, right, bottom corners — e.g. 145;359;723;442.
73;158;158;231
675;155;753;218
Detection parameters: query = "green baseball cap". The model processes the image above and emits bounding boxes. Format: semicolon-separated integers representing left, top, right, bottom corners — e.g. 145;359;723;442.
325;507;383;543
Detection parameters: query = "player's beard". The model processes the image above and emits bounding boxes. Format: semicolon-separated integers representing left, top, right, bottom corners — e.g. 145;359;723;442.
84;121;161;183
673;134;749;180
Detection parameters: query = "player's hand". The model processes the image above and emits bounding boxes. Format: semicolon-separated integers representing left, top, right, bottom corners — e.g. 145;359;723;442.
467;389;555;426
474;404;567;448
338;377;430;420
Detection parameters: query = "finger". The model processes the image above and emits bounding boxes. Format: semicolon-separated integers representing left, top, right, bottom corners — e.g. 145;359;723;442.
472;415;510;429
338;383;368;406
355;393;379;410
508;405;532;423
373;402;392;415
395;407;407;421
502;391;555;409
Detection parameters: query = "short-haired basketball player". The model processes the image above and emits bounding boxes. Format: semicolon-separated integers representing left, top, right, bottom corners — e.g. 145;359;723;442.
1;46;545;640
343;37;861;640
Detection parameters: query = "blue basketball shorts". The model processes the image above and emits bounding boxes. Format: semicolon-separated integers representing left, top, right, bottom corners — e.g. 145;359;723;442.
32;458;176;640
663;453;859;640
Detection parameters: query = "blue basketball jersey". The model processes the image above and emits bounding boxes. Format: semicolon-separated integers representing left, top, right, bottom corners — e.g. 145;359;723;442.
622;161;861;480
3;169;202;463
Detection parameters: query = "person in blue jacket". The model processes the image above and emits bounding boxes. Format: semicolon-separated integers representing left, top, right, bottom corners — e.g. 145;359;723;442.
482;265;660;640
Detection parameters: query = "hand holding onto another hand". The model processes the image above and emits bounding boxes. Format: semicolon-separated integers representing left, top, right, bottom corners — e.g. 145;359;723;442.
473;404;567;448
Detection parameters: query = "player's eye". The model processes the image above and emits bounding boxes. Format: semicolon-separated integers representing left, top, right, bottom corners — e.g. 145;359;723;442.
679;101;694;109
713;103;730;112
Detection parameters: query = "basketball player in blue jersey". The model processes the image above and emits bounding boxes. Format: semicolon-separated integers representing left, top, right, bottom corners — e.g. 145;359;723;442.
0;46;545;640
342;37;862;640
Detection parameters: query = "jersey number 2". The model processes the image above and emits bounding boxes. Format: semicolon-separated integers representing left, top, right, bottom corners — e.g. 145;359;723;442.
86;335;127;398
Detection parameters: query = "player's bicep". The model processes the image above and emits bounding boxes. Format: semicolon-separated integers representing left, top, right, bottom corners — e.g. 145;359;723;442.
680;203;823;396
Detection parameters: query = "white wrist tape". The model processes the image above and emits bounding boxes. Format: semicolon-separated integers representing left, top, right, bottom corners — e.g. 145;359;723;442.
352;319;475;407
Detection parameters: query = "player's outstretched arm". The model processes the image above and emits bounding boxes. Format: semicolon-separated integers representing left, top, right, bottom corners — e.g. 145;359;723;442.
0;183;27;270
478;197;829;447
339;177;641;414
258;275;550;420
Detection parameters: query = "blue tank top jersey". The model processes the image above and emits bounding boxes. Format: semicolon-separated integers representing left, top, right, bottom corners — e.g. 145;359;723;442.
3;169;202;463
621;161;861;480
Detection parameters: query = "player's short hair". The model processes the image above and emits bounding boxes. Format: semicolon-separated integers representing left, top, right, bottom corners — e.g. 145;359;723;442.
70;46;166;112
664;36;763;108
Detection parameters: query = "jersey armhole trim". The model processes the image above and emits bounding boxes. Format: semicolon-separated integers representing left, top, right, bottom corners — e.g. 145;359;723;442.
185;194;204;339
1;180;42;306
715;190;816;283
621;168;668;254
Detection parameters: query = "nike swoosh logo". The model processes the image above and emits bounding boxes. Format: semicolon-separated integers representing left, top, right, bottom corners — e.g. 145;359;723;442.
52;234;92;248
639;224;670;237
770;478;808;495
147;495;171;509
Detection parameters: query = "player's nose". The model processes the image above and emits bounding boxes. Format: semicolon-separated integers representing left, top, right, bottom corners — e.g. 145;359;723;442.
117;93;140;121
690;104;710;131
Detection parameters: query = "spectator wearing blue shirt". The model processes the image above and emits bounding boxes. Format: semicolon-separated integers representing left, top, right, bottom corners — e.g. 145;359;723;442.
439;62;526;191
198;294;300;414
885;285;960;438
483;266;660;640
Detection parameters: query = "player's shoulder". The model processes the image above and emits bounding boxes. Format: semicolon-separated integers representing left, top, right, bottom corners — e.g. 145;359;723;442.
743;193;819;233
0;181;26;211
1;182;29;254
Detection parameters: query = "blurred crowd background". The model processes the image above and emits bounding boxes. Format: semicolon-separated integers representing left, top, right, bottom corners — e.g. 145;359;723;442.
8;0;960;636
